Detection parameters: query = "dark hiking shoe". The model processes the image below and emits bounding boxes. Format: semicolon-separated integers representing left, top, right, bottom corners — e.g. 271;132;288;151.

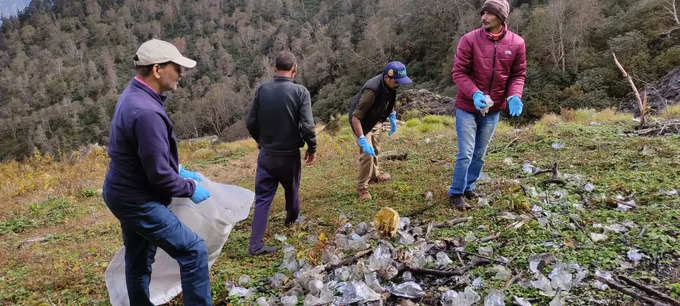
464;190;480;200
449;194;471;211
249;245;280;256
285;214;305;227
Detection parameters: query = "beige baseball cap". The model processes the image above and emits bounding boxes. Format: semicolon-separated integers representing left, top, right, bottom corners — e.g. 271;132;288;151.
134;39;196;68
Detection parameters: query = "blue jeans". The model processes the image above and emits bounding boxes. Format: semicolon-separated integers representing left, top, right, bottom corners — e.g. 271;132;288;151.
448;108;500;197
103;192;212;306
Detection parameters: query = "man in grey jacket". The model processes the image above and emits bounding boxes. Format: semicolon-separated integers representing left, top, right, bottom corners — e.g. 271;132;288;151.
246;51;316;255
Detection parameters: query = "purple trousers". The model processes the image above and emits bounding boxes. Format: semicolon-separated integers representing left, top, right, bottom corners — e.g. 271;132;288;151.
249;150;301;253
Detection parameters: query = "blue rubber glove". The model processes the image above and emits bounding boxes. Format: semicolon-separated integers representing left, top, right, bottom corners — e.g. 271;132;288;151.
357;136;376;157
190;185;210;204
508;96;523;116
473;91;486;110
388;111;397;136
179;165;202;182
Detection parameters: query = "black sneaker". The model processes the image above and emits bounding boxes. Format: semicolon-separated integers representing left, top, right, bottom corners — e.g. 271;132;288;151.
449;194;471;210
285;214;304;227
464;190;480;200
249;245;280;256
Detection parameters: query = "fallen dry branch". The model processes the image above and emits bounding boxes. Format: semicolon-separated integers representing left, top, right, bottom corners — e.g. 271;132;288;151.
431;217;472;228
595;276;669;306
323;249;373;272
382;151;409;161
406;258;491;277
618;275;680;306
613;52;647;127
479;233;500;243
631;120;680;136
504;271;523;290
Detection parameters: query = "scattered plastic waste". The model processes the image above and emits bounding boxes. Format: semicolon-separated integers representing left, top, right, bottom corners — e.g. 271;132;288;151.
281;295;298;306
269;273;288;288
390;281;426;298
479;94;494;116
549;291;564;306
335;266;352;282
513;296;532;306
522;162;536;174
472;277;484;289
604;223;628;233
478;246;493;257
275;234;287;242
484;289;505;306
583;183;595;192
627;248;643;263
493;265;512;281
531;273;556;296
255;296;270;306
402;271;414;282
398;230;415;245
338;281;381;304
441;287;481;306
548;263;573;291
355;222;369;235
551;142;565;150
436;252;453;268
589;232;607;242
322;246;341;265
280;243;299;272
399;217;411;230
228;285;252;298
237;274;251;286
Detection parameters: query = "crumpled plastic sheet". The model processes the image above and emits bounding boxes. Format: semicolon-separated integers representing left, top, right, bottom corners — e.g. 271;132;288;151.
390;281;425;299
280;243;299;272
337;281;381;304
436;252;453;268
484;289;505;306
441;286;480;306
105;177;253;305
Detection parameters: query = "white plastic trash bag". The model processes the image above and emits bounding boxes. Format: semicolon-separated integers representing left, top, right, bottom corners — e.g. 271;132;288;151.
105;177;254;305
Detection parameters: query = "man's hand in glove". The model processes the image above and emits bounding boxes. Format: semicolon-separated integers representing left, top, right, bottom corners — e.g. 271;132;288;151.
388;111;397;136
357;136;376;157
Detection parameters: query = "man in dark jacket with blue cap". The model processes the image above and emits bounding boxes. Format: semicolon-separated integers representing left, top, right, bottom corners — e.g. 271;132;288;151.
103;39;212;305
348;61;412;200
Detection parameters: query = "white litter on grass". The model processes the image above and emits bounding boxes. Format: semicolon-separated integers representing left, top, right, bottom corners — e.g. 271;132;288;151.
590;233;608;242
275;234;288;242
105;178;254;306
583;183;595;192
441;287;480;306
522;162;536;174
627;248;644;263
484;289;505;306
551;142;565;150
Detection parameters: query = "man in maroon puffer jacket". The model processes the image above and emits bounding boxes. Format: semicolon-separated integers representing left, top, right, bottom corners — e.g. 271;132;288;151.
448;0;527;210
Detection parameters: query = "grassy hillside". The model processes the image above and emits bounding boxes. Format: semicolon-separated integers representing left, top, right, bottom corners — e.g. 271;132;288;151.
1;107;679;304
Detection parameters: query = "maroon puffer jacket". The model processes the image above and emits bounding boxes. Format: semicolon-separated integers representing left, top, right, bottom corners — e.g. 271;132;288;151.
451;27;526;114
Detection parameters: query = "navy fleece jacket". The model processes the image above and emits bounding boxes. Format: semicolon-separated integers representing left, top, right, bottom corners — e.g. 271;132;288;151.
103;78;195;205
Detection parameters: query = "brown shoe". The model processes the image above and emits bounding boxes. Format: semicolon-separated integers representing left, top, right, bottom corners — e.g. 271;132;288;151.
370;172;392;183
358;188;372;200
449;194;471;210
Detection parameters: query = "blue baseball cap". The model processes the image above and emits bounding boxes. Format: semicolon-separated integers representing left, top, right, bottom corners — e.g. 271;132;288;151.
383;61;412;85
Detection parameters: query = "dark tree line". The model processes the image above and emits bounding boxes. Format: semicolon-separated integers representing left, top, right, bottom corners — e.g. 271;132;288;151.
0;0;678;160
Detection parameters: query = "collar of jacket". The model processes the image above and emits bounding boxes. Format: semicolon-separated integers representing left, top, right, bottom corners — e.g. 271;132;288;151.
484;25;507;41
131;78;167;105
273;76;294;82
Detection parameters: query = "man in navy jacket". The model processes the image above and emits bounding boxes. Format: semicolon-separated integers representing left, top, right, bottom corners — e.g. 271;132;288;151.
246;51;316;255
103;39;212;305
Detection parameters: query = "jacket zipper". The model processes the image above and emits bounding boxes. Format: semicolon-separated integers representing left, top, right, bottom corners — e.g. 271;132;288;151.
487;41;497;94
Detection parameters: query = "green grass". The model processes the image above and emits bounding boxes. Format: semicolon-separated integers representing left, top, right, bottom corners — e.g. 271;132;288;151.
1;109;679;304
